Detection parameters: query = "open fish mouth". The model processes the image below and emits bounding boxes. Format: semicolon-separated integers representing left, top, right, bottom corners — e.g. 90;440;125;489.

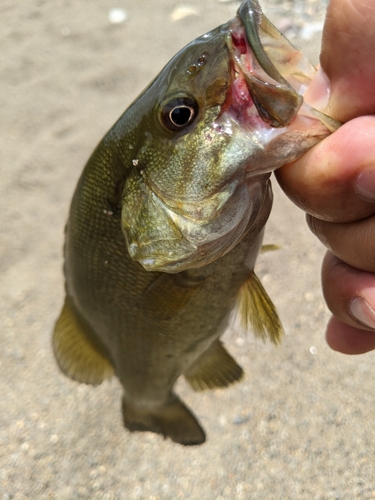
223;21;302;130
219;0;340;136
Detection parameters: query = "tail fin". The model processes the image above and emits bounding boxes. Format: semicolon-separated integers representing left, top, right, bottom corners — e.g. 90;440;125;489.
122;395;206;446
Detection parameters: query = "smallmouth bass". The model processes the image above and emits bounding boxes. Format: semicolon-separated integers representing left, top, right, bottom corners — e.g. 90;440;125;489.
53;0;340;445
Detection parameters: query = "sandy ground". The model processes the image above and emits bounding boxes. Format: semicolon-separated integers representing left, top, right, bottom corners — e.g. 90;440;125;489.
1;0;375;499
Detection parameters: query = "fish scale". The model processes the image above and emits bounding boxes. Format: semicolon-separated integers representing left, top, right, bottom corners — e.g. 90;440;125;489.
53;0;340;445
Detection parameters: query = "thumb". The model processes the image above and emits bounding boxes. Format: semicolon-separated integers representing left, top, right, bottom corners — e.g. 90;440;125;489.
276;0;375;221
306;0;375;122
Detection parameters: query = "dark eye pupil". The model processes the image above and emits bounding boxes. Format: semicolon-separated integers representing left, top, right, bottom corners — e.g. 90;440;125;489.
160;96;198;132
170;106;192;127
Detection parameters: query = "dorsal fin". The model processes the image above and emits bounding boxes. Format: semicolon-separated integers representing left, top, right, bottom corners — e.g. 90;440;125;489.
236;271;283;344
52;299;114;385
184;340;243;391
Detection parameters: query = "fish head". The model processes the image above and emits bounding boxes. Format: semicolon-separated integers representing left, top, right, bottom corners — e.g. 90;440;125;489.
120;0;340;273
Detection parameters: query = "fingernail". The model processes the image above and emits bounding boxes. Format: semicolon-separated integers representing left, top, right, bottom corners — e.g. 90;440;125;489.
304;67;331;111
355;169;375;203
349;297;375;330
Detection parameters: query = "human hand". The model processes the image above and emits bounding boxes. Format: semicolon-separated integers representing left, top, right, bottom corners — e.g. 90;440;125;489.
276;0;375;354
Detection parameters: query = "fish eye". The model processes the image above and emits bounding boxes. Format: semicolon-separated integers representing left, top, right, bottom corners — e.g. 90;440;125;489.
160;97;199;132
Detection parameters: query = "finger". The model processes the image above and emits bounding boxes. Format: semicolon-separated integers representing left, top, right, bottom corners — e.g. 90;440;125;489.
275;116;375;222
326;317;375;354
320;0;375;121
322;252;375;328
308;214;375;272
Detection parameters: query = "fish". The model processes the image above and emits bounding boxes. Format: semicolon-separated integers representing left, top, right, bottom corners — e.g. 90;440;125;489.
53;0;340;445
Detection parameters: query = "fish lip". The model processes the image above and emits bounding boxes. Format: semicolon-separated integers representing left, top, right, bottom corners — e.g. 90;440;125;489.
236;0;290;87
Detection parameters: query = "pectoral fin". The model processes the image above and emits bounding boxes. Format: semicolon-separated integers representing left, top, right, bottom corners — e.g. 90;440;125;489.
236;271;283;344
52;299;114;385
184;340;244;391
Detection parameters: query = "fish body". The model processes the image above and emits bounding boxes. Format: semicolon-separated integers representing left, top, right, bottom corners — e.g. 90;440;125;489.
53;0;339;445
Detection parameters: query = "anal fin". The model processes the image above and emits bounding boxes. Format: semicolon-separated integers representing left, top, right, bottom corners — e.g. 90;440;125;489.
52;298;114;385
236;271;283;344
184;340;244;391
122;394;205;446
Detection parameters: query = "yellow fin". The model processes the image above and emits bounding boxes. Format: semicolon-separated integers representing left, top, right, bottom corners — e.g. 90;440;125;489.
236;272;283;345
52;299;114;385
260;243;281;253
184;340;244;391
